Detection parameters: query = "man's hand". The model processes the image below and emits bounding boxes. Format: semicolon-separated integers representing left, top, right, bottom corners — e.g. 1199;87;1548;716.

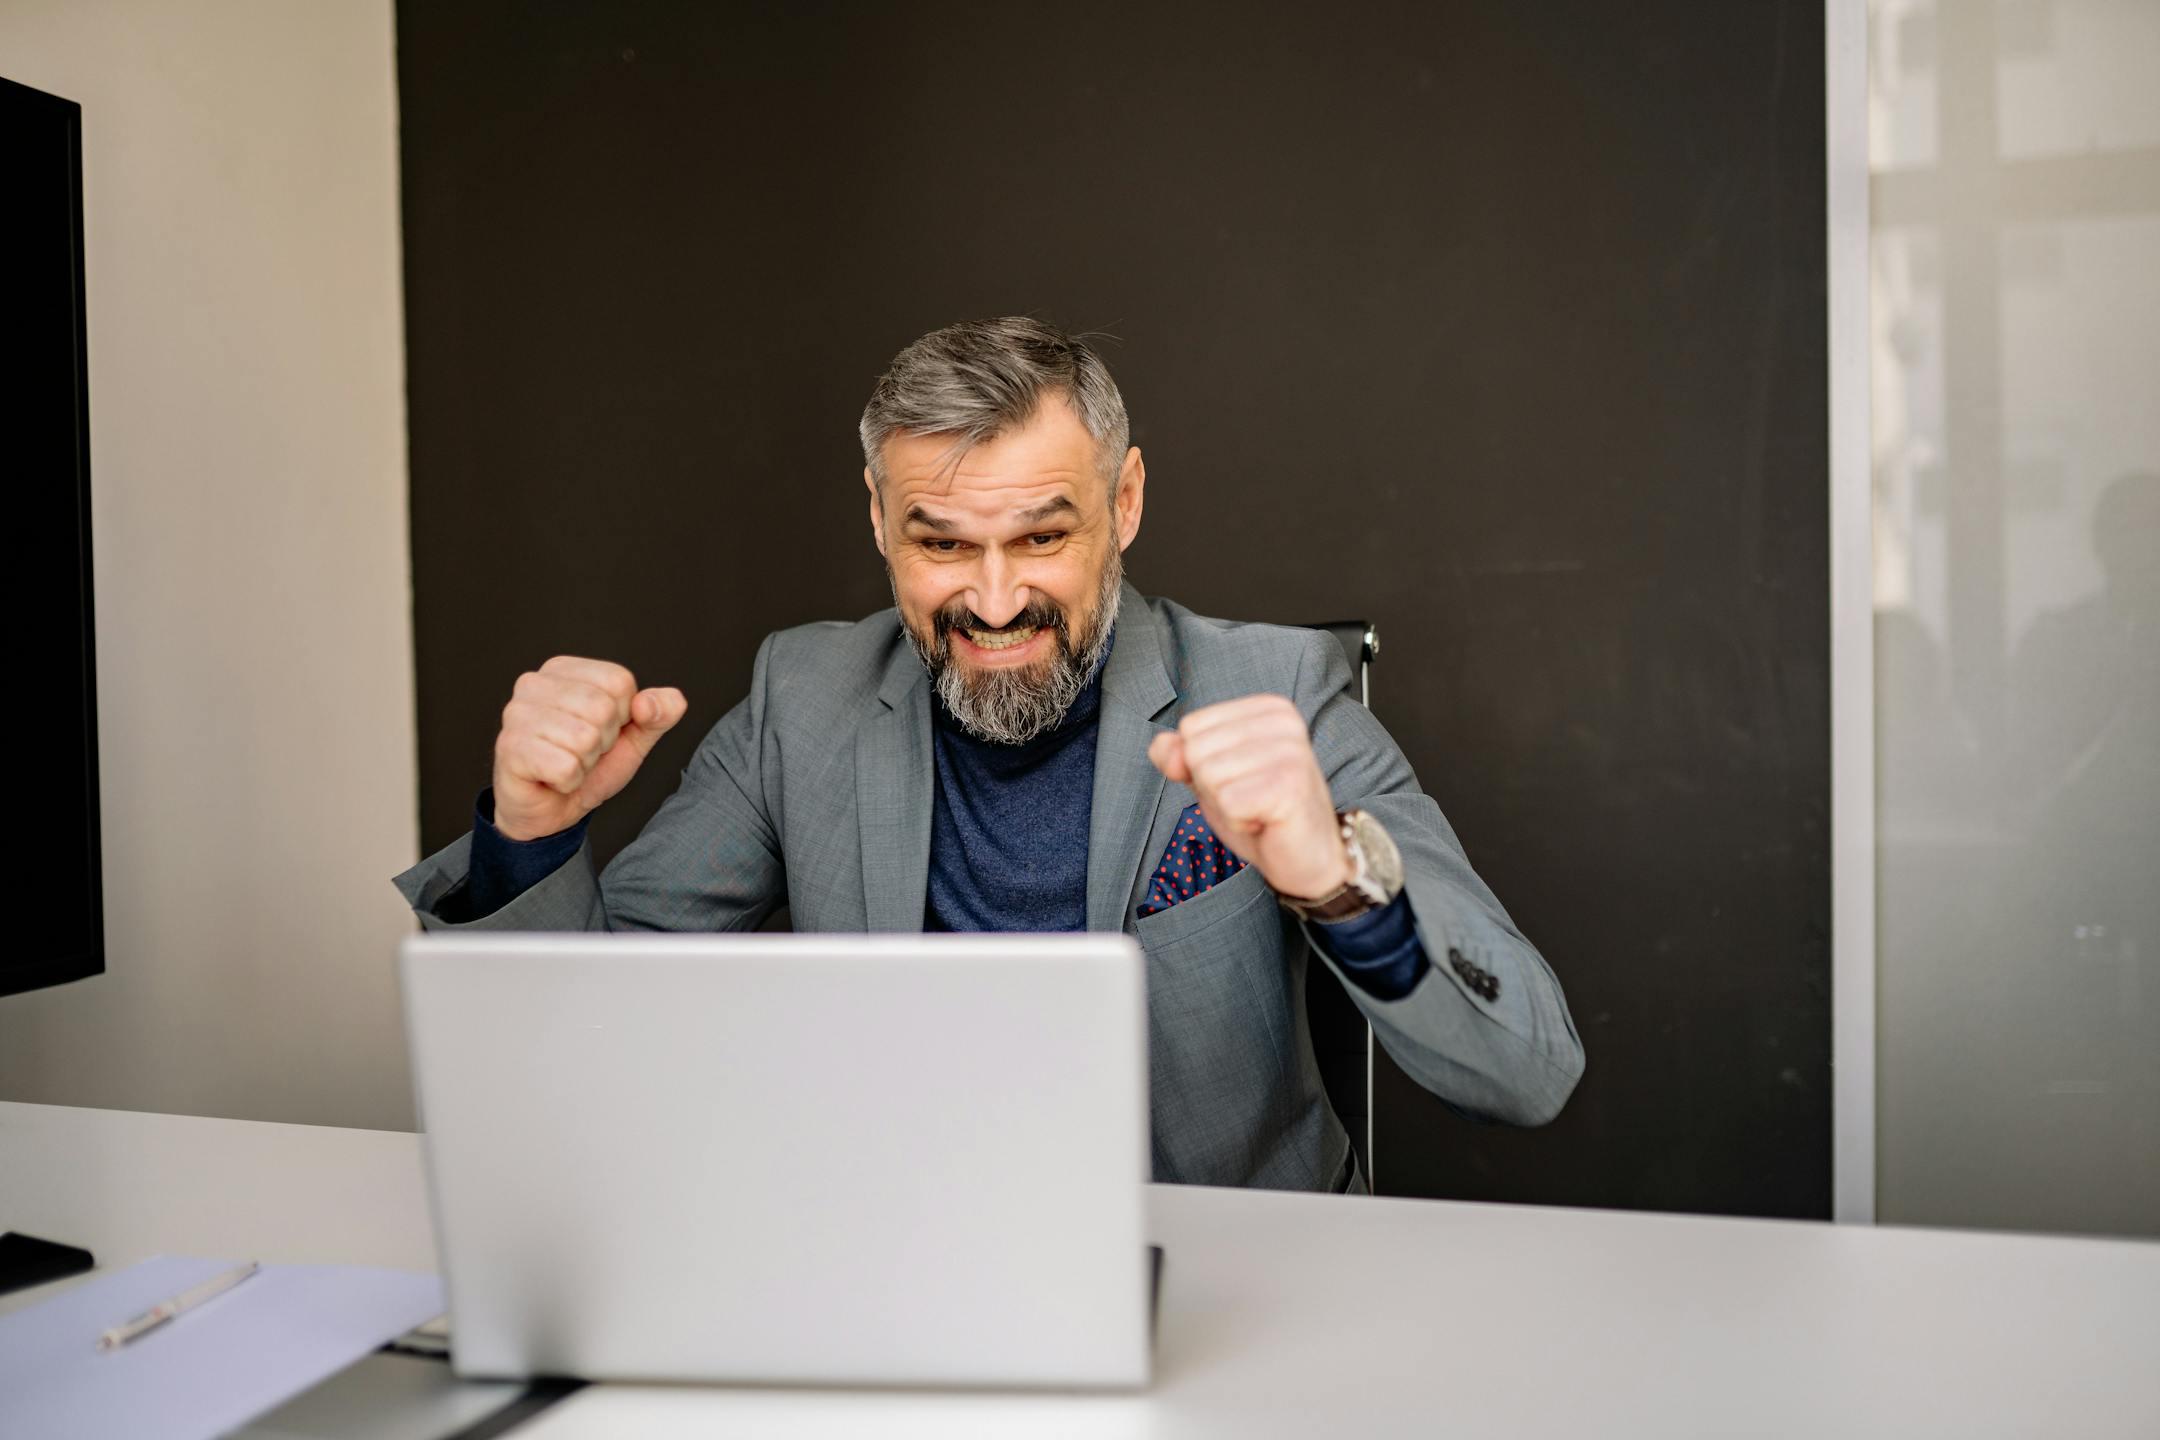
1146;694;1349;902
492;657;688;841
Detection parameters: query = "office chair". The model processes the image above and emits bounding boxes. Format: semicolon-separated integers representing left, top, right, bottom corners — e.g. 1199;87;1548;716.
1302;621;1379;1189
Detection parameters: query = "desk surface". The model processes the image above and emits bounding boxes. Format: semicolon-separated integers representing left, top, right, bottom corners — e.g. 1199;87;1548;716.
3;1101;2155;1438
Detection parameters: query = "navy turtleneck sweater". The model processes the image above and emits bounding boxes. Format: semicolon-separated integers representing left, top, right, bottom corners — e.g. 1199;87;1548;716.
924;657;1102;933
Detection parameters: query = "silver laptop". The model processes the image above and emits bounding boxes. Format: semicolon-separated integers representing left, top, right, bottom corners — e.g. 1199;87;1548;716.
399;933;1152;1389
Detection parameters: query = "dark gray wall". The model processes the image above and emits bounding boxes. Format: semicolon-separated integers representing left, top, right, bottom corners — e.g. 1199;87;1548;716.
398;0;1830;1219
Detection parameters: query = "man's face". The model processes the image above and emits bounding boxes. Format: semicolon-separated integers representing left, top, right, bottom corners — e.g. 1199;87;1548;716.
867;395;1145;743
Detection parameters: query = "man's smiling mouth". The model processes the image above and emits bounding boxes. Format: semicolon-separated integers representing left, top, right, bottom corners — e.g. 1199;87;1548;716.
962;624;1039;651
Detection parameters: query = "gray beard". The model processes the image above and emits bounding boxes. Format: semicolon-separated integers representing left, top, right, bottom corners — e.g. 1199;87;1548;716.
896;550;1124;746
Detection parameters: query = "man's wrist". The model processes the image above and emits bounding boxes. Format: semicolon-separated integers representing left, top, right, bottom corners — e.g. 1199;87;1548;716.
1277;844;1355;905
479;787;580;845
1279;810;1402;923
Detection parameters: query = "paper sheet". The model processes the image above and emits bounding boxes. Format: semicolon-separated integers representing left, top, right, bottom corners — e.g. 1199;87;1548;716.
0;1255;446;1440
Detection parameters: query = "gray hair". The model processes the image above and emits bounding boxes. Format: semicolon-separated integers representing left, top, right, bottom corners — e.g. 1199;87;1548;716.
859;317;1130;493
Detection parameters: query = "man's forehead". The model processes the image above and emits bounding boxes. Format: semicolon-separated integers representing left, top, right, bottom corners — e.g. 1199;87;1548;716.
884;426;1100;523
881;394;1104;502
894;479;1085;531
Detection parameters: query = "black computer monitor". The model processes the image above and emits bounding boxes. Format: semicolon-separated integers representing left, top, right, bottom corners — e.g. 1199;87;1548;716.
3;74;104;996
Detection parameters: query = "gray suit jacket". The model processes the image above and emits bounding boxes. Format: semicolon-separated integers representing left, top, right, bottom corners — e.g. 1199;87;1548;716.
394;585;1585;1193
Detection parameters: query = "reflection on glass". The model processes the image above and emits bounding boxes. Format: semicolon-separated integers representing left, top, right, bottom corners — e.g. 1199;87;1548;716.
1997;0;2160;161
1870;0;1940;170
1870;0;2159;1239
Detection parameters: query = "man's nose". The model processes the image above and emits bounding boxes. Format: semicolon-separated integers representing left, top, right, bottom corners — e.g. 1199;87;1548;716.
965;590;1030;628
966;551;1027;628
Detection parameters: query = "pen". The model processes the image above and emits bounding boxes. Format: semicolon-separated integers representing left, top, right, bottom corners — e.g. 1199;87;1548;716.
97;1260;261;1350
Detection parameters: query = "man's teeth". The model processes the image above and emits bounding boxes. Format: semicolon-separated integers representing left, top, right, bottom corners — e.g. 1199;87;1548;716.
965;625;1038;651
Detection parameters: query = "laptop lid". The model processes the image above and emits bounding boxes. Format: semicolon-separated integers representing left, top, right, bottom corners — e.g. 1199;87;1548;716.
400;933;1151;1388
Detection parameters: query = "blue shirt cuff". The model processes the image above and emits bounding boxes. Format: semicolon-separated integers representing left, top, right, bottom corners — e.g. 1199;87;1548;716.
1308;891;1427;1001
459;787;588;920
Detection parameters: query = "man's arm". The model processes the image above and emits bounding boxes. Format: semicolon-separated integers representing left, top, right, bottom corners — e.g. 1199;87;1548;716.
1308;895;1427;1002
392;637;787;933
1294;631;1585;1126
1146;630;1584;1127
460;790;587;918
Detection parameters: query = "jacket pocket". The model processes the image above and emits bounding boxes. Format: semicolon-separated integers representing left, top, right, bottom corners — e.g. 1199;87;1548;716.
1130;861;1273;949
1132;863;1306;1184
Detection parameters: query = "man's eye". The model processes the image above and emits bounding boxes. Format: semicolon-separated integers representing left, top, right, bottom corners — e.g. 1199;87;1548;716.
1024;532;1064;547
922;539;965;554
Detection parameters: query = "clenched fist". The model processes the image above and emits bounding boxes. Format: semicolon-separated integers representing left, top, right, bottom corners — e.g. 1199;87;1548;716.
492;656;688;841
1146;694;1349;902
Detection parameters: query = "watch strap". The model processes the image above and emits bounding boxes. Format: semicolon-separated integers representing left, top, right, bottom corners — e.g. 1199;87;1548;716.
1282;883;1379;924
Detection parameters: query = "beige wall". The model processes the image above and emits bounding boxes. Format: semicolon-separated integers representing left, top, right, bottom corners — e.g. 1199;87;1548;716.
0;0;420;1130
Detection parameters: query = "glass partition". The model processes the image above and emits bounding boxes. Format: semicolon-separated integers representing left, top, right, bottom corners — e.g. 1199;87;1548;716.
1869;0;2158;1238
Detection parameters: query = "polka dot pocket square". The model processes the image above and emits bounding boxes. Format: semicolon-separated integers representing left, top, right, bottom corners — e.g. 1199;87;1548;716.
1137;804;1250;918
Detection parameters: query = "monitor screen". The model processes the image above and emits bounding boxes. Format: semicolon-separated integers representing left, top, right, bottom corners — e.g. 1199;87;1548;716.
3;74;104;996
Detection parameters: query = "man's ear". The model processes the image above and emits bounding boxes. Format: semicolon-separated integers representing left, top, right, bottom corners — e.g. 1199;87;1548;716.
1114;447;1146;552
864;467;886;557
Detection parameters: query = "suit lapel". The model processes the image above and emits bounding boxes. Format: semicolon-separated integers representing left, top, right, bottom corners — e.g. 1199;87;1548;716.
858;641;934;932
1086;585;1182;933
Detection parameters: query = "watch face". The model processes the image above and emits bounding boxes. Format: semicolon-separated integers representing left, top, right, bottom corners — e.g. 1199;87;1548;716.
1346;810;1405;897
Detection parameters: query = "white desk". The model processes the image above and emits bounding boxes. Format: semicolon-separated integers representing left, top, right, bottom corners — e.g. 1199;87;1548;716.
3;1101;2156;1438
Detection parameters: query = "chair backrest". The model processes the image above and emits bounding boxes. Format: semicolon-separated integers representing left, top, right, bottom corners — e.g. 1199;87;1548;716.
1301;621;1378;1187
1309;622;1378;705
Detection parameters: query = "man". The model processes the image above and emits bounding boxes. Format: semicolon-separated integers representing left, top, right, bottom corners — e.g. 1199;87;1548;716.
395;316;1584;1193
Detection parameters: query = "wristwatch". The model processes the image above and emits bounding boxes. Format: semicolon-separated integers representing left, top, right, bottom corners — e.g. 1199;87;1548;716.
1278;809;1405;923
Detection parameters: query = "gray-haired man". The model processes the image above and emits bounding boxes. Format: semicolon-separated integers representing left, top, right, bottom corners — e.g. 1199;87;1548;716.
395;317;1585;1193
